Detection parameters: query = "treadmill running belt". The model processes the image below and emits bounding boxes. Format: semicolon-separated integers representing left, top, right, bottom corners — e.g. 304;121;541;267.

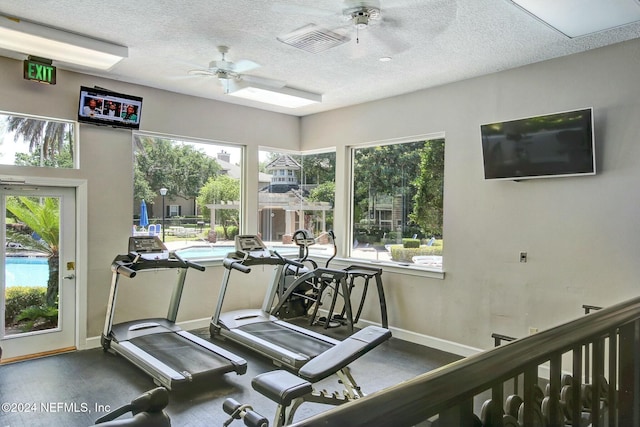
130;333;233;377
238;322;333;357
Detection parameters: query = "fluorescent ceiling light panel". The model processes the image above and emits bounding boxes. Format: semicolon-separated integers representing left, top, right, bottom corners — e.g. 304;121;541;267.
511;0;640;38
228;82;322;108
0;15;127;69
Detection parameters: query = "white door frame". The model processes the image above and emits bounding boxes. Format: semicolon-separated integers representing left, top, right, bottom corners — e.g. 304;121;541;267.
0;175;88;358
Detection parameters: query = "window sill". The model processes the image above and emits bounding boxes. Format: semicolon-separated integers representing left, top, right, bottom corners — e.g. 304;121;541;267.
189;255;445;280
321;257;445;280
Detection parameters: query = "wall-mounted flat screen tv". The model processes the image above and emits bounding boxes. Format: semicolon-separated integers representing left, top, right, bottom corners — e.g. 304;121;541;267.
78;86;143;130
480;108;595;180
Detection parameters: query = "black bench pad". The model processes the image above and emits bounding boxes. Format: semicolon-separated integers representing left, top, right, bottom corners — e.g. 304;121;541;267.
298;326;391;383
252;370;313;406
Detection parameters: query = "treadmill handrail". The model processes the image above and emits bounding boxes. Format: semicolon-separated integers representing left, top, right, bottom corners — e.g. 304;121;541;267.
224;250;305;269
223;257;252;273
172;251;206;271
111;252;204;273
273;250;305;269
112;261;137;278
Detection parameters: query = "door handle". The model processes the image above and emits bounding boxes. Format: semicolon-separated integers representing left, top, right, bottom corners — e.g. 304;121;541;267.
63;274;75;280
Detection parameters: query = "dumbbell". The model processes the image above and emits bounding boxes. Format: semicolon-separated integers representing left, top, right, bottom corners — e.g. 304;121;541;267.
222;398;269;427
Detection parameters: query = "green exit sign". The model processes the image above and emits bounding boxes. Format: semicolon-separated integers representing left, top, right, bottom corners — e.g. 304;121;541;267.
23;57;56;85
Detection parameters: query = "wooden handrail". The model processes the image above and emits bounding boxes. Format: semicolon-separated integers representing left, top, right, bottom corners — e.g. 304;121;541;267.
289;296;640;427
491;332;516;347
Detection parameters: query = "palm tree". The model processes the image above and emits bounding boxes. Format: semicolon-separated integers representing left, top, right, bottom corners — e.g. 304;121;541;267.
5;116;74;163
6;196;60;306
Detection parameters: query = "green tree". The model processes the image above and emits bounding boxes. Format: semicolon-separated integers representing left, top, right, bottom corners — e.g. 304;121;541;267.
197;175;240;239
5;116;74;164
134;136;221;216
300;152;335;185
14;142;74;168
306;181;335;231
410;139;445;238
6;196;60;306
352;143;422;235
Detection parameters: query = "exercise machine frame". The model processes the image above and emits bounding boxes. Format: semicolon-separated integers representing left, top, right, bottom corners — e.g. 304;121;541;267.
102;236;247;390
210;235;354;371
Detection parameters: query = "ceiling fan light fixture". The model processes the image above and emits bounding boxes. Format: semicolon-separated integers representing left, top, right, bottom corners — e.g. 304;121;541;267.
0;14;127;69
345;6;380;29
353;13;370;29
228;81;322;108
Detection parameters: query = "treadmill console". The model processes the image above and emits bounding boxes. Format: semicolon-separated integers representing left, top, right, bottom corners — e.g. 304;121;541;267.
235;235;271;258
128;236;170;260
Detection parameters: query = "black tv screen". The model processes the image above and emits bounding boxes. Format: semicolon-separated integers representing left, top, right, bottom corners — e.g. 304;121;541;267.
78;86;143;130
480;108;595;180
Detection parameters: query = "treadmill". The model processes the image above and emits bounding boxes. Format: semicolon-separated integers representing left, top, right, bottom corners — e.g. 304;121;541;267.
210;235;352;371
102;236;247;389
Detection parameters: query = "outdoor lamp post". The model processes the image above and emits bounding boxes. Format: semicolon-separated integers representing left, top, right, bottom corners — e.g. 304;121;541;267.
159;187;167;241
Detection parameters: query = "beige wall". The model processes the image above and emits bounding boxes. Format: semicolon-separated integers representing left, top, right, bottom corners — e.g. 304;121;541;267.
301;38;640;349
0;56;299;339
3;36;640;351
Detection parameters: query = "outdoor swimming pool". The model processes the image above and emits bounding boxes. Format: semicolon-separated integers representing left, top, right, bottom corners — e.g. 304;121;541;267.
5;256;49;288
175;245;299;261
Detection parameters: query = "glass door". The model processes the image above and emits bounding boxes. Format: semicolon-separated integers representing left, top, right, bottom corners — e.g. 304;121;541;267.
1;185;76;361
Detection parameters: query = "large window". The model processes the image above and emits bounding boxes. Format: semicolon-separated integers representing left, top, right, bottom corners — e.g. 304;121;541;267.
351;137;444;269
133;133;242;254
258;149;336;256
0;112;76;168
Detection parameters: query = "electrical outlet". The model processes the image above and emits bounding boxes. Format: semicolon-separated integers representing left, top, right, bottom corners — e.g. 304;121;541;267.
519;251;527;263
529;327;538;335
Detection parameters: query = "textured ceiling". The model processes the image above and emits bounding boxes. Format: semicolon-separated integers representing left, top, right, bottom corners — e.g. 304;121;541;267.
1;0;640;116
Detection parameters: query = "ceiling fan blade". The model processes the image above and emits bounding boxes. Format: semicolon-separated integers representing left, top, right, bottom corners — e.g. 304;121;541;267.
233;59;260;73
187;68;216;76
368;26;411;55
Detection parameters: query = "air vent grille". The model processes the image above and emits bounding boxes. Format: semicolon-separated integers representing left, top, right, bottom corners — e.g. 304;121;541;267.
277;24;350;54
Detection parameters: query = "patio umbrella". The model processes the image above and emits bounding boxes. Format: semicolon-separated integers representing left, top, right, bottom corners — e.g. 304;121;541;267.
139;199;149;229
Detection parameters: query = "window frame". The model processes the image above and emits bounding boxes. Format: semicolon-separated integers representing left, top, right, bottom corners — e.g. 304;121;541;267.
346;132;445;275
132;130;245;255
0;110;78;169
257;146;336;257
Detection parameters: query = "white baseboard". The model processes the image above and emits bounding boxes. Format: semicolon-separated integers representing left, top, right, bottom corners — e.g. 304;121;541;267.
355;318;482;358
86;316;481;359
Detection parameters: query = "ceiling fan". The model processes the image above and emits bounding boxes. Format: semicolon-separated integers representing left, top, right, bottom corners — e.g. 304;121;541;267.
188;46;282;93
275;0;406;55
276;0;455;55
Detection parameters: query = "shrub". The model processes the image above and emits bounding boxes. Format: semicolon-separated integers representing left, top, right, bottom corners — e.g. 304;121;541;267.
215;225;239;240
389;245;443;263
4;286;46;323
15;305;58;332
402;238;420;248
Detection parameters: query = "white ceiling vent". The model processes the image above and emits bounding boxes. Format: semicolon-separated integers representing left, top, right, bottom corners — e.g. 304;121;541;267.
277;24;350;54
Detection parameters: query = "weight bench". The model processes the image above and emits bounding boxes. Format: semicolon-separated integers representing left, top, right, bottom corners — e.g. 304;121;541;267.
251;325;391;426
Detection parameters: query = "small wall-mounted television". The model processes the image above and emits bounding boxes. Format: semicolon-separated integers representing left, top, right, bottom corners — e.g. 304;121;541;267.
480;108;595;181
78;86;143;130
